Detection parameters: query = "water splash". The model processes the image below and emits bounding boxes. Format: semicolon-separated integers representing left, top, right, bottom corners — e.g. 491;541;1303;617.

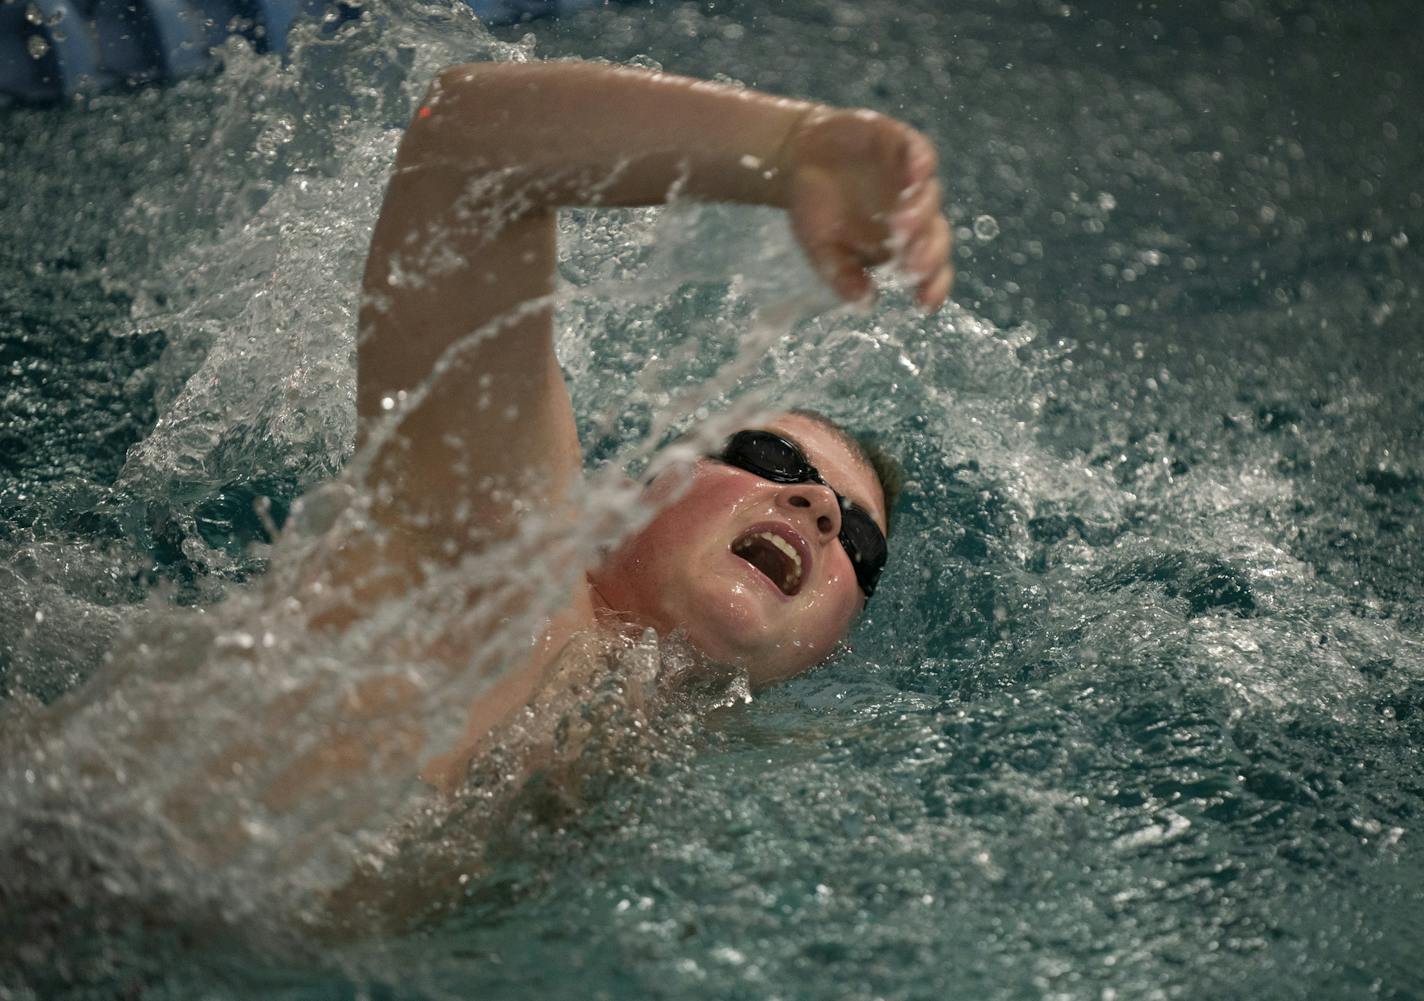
2;0;1422;997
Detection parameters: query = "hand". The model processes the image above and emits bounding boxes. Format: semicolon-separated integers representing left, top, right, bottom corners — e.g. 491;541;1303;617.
781;108;953;310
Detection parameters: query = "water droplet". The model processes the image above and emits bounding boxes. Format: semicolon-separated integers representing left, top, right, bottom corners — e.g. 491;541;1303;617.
26;33;50;59
973;214;1000;241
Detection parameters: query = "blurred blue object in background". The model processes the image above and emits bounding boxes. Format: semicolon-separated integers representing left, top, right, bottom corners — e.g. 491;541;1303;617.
0;0;614;104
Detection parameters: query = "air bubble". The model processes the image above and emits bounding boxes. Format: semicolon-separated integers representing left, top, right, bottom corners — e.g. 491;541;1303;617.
26;34;50;59
973;215;1000;241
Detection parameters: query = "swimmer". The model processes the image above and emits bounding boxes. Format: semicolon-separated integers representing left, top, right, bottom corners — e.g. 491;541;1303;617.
2;61;952;938
337;59;953;792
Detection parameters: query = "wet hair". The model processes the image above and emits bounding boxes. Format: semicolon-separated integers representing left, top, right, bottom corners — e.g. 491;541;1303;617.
787;408;904;535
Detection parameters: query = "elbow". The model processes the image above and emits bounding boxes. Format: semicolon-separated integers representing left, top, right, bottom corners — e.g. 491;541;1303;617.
413;64;481;129
399;63;508;165
429;61;486;99
424;61;530;115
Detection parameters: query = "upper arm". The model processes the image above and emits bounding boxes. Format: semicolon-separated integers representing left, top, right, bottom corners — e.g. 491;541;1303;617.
356;73;583;556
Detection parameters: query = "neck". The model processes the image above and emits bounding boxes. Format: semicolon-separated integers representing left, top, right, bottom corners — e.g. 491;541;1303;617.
583;566;623;623
586;573;617;617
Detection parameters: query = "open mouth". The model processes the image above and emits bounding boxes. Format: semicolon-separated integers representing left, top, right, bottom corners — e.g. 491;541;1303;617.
731;527;805;597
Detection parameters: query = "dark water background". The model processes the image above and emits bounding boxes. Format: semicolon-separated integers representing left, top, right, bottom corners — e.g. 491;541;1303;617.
2;0;1422;998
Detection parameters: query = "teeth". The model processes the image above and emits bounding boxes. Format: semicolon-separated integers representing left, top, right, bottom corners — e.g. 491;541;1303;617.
755;532;801;590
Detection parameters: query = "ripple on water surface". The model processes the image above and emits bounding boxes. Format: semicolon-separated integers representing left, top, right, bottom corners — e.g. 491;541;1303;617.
2;0;1423;998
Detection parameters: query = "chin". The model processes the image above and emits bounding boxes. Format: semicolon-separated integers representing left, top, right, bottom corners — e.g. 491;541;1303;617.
676;576;779;666
680;587;833;685
595;547;833;683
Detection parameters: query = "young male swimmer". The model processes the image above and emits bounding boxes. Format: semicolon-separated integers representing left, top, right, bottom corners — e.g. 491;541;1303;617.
0;61;953;942
338;59;953;791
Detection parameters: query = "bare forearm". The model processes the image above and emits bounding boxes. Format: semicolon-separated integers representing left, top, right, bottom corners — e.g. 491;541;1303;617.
401;61;815;210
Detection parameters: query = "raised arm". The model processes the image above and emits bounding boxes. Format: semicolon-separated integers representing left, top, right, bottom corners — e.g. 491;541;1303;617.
356;61;950;569
298;60;952;815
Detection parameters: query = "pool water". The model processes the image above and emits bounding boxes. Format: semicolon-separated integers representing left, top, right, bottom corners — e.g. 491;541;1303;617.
2;0;1422;998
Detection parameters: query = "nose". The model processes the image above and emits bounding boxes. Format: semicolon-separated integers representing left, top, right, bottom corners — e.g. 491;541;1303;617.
777;482;842;540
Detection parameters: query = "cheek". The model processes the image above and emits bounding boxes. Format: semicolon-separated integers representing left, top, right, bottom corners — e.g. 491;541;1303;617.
641;468;753;540
763;590;861;681
803;549;863;632
806;595;860;654
613;471;745;585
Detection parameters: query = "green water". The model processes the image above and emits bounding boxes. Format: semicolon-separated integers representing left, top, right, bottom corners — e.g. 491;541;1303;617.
2;0;1422;998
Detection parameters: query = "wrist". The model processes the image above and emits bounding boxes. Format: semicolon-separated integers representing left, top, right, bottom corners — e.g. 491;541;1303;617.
767;105;821;207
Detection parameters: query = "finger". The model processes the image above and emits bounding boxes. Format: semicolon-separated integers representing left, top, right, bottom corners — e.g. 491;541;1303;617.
829;252;876;305
907;213;951;280
900;129;938;192
892;177;943;252
802;225;879;301
918;262;955;312
802;230;876;304
854;237;896;269
828;210;895;271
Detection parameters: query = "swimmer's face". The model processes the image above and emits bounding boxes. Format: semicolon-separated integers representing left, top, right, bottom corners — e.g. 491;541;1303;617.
591;413;887;687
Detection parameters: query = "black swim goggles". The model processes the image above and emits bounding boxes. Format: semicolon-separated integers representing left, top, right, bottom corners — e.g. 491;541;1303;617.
714;429;888;599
